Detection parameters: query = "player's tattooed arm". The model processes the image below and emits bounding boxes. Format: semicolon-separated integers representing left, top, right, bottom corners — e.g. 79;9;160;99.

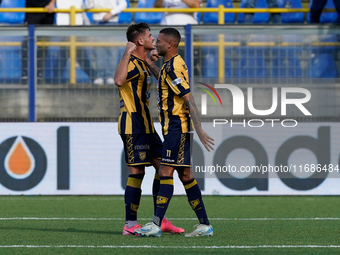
183;93;214;152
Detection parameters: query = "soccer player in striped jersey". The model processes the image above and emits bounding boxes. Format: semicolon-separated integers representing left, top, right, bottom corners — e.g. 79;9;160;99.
135;28;214;237
114;23;184;236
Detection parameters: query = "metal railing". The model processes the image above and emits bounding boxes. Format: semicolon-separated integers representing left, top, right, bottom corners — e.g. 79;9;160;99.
0;6;337;84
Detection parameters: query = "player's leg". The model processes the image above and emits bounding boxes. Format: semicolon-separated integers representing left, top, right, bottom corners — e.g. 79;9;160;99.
134;132;190;237
151;157;184;234
177;167;213;237
123;165;145;235
134;164;175;237
120;134;152;235
150;158;161;216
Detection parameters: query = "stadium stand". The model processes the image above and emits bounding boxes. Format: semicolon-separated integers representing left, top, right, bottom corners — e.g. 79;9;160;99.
0;0;25;24
203;0;235;24
202;48;233;78
306;53;338;78
307;0;339;23
235;46;268;78
237;0;270;23
118;0;132;24
278;0;304;23
0;37;22;83
305;34;338;78
134;0;163;24
271;34;302;78
201;34;234;78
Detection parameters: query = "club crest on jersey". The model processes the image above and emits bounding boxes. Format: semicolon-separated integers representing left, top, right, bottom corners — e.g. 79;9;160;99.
156;196;169;204
139;151;146;161
166;62;172;72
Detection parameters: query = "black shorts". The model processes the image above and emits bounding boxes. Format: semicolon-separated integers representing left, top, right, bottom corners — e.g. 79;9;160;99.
120;132;163;166
161;132;193;168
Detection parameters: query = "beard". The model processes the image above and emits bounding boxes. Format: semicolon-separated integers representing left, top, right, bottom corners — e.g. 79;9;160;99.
156;47;165;56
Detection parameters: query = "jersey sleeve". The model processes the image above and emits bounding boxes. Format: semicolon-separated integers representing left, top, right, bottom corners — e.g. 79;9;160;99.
165;63;190;98
126;60;139;82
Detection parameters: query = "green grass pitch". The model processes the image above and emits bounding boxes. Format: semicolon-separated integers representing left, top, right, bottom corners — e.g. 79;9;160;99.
0;195;339;254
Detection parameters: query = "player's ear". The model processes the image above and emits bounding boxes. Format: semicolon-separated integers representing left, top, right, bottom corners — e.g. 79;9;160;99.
135;37;141;46
167;40;173;49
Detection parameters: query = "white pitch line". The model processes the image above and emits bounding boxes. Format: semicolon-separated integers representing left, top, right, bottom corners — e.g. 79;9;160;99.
0;217;339;221
0;245;339;249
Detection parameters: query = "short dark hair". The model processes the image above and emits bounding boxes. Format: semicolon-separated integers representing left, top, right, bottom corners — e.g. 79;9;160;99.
126;22;150;43
159;27;181;47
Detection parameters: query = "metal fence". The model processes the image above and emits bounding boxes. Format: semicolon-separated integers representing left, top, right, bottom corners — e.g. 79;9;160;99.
0;25;339;121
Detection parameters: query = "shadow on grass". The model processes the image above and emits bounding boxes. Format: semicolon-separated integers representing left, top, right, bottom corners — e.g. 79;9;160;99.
0;226;121;235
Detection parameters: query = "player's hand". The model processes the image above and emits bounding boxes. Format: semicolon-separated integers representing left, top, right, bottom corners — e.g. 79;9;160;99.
103;12;113;22
150;49;160;62
45;3;55;13
125;42;137;55
196;128;214;152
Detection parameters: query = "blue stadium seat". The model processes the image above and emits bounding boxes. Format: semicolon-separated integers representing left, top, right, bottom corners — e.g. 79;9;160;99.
197;13;202;23
134;0;163;24
237;0;269;24
0;0;25;24
306;53;338;78
119;0;132;24
307;0;339;23
235;47;268;78
278;0;304;23
202;48;232;78
203;0;235;24
0;37;22;83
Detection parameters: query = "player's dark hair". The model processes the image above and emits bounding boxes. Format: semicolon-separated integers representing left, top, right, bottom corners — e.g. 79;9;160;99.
126;22;151;43
159;27;181;47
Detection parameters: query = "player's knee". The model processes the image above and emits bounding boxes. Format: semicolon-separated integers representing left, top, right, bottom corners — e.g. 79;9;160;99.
178;172;191;183
128;166;145;175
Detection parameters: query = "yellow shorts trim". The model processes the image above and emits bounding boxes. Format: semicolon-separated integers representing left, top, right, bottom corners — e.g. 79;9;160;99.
160;163;191;168
127;162;151;167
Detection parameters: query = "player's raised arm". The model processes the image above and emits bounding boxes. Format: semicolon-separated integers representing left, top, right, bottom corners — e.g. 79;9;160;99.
114;42;137;87
183;93;214;152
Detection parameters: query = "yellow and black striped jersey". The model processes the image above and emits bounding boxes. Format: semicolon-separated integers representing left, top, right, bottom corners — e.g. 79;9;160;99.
118;54;155;134
157;54;191;135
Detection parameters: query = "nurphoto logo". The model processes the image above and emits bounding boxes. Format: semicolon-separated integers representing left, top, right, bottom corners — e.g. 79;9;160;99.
199;83;312;128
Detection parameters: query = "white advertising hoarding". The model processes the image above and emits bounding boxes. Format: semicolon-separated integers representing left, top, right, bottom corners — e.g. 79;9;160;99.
0;123;339;195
